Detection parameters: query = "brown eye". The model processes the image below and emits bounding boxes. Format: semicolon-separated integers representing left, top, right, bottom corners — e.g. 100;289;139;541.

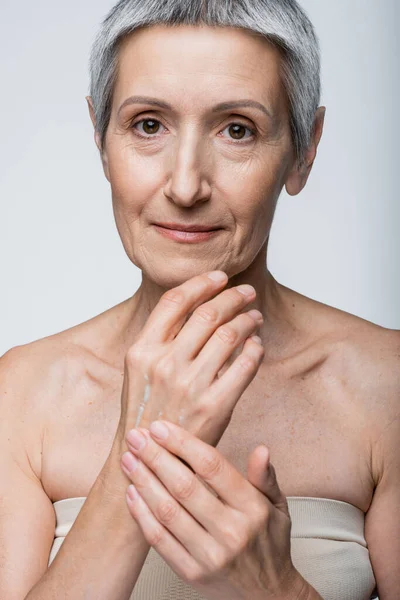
141;119;160;135
228;124;247;140
221;122;256;143
131;118;164;137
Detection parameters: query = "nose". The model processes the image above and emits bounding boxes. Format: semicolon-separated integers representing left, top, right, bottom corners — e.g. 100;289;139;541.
162;128;212;207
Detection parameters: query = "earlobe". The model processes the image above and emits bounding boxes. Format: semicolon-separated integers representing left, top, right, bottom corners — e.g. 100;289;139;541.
86;96;96;129
285;166;307;197
285;106;326;197
85;95;110;181
101;151;111;182
85;96;102;154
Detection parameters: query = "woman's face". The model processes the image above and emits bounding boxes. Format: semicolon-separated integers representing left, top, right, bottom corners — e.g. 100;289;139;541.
89;24;309;287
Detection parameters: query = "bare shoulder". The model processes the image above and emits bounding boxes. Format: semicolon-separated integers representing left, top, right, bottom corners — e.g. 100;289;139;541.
286;285;399;424
0;322;118;480
318;306;400;409
344;322;400;484
294;291;400;482
0;294;129;407
288;286;400;396
312;308;400;598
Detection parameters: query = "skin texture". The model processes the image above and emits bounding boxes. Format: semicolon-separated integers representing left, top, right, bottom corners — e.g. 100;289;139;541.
121;422;307;599
87;24;325;299
85;24;323;598
1;22;399;600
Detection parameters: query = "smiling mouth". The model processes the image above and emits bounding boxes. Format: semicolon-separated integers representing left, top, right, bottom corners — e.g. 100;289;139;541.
152;224;223;243
153;222;221;232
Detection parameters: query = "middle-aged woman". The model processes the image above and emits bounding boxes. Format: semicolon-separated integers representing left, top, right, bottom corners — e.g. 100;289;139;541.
1;1;399;599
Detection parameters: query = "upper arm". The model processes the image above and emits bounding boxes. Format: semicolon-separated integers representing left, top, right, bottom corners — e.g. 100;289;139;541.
364;334;400;600
0;347;56;599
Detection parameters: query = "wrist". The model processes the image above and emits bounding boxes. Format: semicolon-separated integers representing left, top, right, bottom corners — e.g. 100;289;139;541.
288;571;323;600
100;438;133;495
275;568;322;600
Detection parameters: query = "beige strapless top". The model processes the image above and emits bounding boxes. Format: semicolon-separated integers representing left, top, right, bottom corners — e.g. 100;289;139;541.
48;496;378;600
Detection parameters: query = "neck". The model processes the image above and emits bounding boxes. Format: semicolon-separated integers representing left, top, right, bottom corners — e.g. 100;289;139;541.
114;245;299;365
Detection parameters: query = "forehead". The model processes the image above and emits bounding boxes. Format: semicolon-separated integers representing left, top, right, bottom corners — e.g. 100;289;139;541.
113;24;285;115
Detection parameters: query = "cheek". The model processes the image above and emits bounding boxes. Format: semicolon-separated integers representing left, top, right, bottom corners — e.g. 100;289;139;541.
233;196;276;252
107;148;159;217
229;164;282;229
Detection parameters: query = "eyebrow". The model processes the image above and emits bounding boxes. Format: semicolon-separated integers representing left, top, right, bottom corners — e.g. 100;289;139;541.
117;95;273;120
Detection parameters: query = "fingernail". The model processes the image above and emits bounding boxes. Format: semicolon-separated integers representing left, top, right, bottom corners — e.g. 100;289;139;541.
149;421;169;439
207;271;227;282
247;309;263;321
251;335;262;344
237;284;255;297
122;451;139;472
127;429;146;450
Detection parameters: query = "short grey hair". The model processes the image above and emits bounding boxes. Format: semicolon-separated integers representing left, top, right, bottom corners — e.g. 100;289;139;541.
89;0;321;167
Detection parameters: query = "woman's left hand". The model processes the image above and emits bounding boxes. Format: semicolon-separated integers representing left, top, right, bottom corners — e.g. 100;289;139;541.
120;420;305;600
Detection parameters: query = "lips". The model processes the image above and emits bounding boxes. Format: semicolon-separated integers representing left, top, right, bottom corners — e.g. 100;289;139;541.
153;222;221;232
152;224;222;243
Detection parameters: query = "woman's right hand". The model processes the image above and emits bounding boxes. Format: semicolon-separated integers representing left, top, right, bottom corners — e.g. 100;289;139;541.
115;271;264;449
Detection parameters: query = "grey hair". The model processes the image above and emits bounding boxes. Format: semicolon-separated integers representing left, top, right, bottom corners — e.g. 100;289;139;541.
89;0;321;167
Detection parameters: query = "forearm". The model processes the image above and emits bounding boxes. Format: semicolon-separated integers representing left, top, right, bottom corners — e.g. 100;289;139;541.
25;442;149;600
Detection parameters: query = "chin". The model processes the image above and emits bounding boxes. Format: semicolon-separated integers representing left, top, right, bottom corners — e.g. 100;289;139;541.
142;259;229;289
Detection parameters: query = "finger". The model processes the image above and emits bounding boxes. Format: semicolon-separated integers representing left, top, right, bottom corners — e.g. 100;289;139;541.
247;446;289;514
139;271;228;343
263;459;290;513
124;429;228;536
186;310;263;387
146;421;259;511
206;335;264;412
121;448;224;567
124;483;200;581
172;285;257;359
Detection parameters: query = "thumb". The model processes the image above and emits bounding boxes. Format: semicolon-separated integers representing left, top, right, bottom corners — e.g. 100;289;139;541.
247;445;289;515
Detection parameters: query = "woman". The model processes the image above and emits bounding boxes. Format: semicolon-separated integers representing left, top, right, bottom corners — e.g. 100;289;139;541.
0;0;398;598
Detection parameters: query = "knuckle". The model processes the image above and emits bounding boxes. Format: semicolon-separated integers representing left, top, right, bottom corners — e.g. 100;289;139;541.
202;545;227;573
231;288;249;305
219;522;248;553
178;436;192;460
182;563;204;584
173;473;197;501
160;288;185;307
193;305;219;324
244;312;259;327
148;524;165;547
216;325;238;345
156;499;179;525
153;354;175;381
238;355;257;371
147;445;163;470
174;373;193;396
248;499;270;527
198;451;223;480
125;344;145;368
254;501;270;526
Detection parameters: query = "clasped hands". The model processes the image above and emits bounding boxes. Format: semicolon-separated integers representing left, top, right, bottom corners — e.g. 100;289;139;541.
120;419;306;600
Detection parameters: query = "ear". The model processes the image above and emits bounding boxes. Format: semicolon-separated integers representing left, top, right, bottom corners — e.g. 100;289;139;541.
85;96;110;182
285;106;326;196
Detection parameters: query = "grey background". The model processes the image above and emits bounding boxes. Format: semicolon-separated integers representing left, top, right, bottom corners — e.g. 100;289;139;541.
1;0;399;356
